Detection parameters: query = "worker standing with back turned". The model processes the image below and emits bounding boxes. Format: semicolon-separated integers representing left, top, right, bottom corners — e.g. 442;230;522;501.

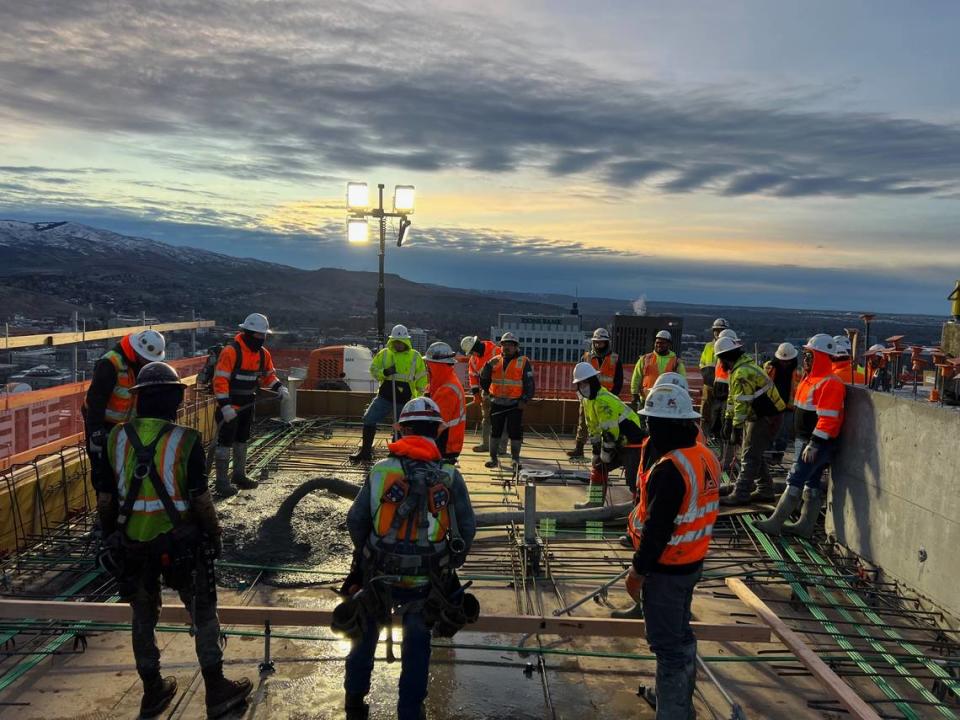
625;383;720;718
479;332;535;470
460;335;501;453
568;328;624;458
212;313;287;496
631;330;685;410
350;324;428;464
424;342;467;463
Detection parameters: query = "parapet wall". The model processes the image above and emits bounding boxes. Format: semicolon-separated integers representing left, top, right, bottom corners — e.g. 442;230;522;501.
828;386;960;619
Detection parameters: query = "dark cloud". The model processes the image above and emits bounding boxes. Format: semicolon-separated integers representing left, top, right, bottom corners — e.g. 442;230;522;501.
2;1;960;198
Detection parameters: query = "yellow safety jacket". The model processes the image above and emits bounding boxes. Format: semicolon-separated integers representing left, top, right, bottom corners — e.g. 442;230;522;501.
725;355;786;427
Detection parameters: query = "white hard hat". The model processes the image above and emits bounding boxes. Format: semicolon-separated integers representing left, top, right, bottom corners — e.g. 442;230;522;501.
866;343;886;356
390;324;410;340
775;342;798;361
653;371;689;391
804;333;837;356
714;336;743;356
712;318;730;330
239;313;271;334
832;335;852;355
425;342;457;364
592;328;611;342
718;329;739;340
500;332;519;344
572;361;600;384
460;335;479;354
655;330;672;341
398;397;443;424
640;384;701;420
130;330;166;362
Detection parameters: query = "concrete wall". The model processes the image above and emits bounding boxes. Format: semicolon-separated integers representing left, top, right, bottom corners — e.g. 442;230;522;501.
943;321;960;359
828;385;960;618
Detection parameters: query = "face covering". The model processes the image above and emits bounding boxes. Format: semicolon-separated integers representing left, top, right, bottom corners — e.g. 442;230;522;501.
244;332;265;351
577;381;592;399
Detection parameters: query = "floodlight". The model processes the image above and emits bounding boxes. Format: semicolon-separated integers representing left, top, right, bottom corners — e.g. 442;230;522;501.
393;185;415;214
346;182;370;210
347;218;369;243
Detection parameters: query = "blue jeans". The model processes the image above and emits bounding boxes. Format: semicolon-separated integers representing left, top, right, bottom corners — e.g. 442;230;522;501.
643;570;700;720
344;587;432;720
362;396;399;428
786;437;836;490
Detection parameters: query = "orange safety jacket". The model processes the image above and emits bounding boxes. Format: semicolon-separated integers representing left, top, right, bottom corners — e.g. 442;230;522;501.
714;360;730;385
428;364;467;456
582;350;619;391
795;351;845;440
866;357;887;387
641;352;678;392
213;333;280;406
831;359;865;385
100;335;139;425
627;443;721;563
467;341;500;392
489;355;529;400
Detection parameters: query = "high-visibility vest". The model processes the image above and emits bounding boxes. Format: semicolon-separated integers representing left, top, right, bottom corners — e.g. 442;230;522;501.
583;351;619;391
728;355;786;425
795;366;845;440
714;361;730;385
468;342;500;391
642;352;678;392
107;418;196;542
627;443;720;565
699;342;715;369
371;346;428;396
489;356;528;400
102;344;137;425
434;381;466;455
832;360;865;385
213;334;279;404
582;388;641;443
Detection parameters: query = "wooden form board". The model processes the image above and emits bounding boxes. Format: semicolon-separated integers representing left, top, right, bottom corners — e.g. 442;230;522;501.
2;320;215;350
0;599;770;643
726;578;882;720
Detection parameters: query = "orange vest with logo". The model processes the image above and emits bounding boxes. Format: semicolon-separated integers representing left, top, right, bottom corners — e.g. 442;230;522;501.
642;353;678;392
583;351;619;391
490;356;528;400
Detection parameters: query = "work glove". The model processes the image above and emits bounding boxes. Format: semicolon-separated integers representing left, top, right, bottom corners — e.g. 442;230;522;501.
801;442;819;464
382;366;397;377
218;405;238;423
599;448;614;464
274;384;290;401
88;428;106;456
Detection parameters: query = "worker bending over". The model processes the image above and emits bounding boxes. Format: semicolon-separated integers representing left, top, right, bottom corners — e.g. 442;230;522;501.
97;363;251;719
212;313;286;496
756;334;845;538
339;398;477;720
568;328;624;458
631;330;685;410
625;384;720;718
460;335;502;453
351;324;428;464
83;329;166;492
479;332;535;470
424;342;466;463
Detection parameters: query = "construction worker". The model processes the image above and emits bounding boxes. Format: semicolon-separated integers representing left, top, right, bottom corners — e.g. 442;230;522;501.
479;332;535;470
698;318;729;436
339;397;477;720
212;313;287;496
83;330;166;492
424;342;466;463
756;334;845;538
568;328;624;458
350;324;428;464
631;330;685;410
716;336;786;505
832;335;866;384
865;344;891;391
624;384;720;718
460;335;501;453
571;362;643;509
765;343;801;460
96;362;251;719
707;328;738;438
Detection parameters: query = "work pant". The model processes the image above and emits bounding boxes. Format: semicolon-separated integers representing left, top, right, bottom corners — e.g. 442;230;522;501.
736;414;781;495
699;385;714;439
643;569;701;720
478;394;492;447
590;446;641;493
708;384;728;438
344;587;431;720
129;561;222;676
85;422;117;493
361;395;400;428
218;404;255;446
772;409;794;453
574;402;589;446
786;437;836;491
490;404;523;442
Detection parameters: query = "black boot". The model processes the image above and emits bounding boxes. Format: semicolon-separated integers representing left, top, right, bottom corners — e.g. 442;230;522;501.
566;442;585;458
138;673;177;720
202;663;252;719
349;425;377;464
345;692;369;720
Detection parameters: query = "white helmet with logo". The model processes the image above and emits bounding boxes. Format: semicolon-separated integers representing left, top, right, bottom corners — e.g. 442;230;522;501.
500;332;519;344
804;333;837;356
425;342;457;364
866;343;886;356
398;397;443;424
653;371;689;391
712;318;730;330
239;313;272;334
775;342;798;361
714;335;743;356
639;384;700;419
130;330;166;362
571;361;600;384
592;328;611;342
390;324;410;340
460;335;479;354
655;330;672;341
832;335;852;356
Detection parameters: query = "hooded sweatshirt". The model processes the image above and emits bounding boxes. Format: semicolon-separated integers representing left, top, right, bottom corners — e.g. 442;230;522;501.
427;362;467;456
370;335;428;404
794;350;845;443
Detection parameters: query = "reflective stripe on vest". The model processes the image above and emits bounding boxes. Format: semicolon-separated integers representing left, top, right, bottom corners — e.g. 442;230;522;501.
584;351;618;390
103;350;137;424
795;375;835;411
227;340;266;398
438;382;466;431
642;353;678;391
714;361;730;384
490;356;528;399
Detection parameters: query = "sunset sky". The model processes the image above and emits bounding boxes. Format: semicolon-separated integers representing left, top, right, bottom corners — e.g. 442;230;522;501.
1;1;959;313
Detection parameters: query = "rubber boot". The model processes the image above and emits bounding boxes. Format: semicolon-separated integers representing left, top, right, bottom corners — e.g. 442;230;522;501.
653;644;696;720
349;425;376;464
510;439;522;472
783;487;822;538
345;692;370;720
202;662;252;719
566;442;585;459
214;446;237;497
484;446;499;469
750;468;776;503
473;407;492;452
610;602;644;619
138;673;177;720
231;442;258;489
754;486;802;535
